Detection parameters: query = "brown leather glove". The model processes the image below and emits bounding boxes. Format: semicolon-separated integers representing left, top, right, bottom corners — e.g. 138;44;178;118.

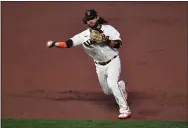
90;29;107;44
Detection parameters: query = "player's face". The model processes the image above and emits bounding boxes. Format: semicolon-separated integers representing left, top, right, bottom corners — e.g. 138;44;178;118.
87;17;98;27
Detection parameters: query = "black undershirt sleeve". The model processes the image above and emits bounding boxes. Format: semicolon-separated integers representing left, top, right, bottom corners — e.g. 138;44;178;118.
66;39;73;48
106;39;122;48
114;40;122;48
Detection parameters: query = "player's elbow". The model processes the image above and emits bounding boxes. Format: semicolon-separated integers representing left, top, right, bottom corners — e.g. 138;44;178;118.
66;39;74;48
109;40;122;49
115;40;122;48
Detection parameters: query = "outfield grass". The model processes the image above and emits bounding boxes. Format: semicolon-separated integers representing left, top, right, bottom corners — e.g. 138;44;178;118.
2;119;188;128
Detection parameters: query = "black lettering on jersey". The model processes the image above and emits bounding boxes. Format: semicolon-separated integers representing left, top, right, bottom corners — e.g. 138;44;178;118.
83;40;93;48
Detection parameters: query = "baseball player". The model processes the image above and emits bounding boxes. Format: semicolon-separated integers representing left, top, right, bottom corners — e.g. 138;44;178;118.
46;9;131;119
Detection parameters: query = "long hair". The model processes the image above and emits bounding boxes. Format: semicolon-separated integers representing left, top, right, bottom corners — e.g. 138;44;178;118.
98;17;108;24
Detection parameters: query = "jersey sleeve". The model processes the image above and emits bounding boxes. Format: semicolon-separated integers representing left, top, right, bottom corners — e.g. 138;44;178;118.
70;32;85;46
107;25;122;41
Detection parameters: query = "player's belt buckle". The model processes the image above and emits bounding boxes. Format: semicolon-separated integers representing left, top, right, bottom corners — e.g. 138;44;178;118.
95;55;117;66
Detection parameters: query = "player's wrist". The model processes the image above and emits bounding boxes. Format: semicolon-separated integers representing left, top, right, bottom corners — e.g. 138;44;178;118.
47;41;56;48
52;41;57;47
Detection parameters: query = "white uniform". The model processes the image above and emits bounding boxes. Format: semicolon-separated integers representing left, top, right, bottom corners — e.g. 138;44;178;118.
71;24;130;114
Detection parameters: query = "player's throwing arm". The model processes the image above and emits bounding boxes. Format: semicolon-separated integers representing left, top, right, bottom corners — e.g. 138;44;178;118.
46;9;131;119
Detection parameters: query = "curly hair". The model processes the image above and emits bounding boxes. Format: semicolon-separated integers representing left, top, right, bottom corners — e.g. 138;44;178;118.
97;17;108;24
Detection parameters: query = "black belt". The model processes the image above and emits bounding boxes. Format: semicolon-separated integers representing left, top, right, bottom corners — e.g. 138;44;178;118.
95;55;117;66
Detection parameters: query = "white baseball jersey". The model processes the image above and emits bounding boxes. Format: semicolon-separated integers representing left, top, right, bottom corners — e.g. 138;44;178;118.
70;24;130;114
70;25;122;62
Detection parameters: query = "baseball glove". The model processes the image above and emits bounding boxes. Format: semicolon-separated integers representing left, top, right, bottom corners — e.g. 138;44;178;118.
90;29;107;44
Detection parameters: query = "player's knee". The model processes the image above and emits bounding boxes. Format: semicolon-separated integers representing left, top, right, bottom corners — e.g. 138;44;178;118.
108;82;118;89
103;90;112;95
102;88;112;95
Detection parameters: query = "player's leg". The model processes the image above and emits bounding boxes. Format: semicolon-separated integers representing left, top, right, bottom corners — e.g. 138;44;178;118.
95;64;112;95
118;80;128;100
106;56;131;119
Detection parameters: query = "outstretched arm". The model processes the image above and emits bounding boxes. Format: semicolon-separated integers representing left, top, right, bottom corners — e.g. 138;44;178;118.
46;30;88;48
46;39;73;48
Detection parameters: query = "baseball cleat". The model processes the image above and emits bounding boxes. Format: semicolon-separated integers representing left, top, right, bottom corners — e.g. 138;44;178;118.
118;80;127;100
118;111;131;119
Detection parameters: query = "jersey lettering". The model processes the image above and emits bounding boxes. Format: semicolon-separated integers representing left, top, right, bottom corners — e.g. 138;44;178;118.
83;40;93;48
70;25;121;62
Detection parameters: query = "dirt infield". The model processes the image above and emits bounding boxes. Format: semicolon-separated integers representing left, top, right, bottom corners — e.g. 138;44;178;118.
2;2;187;121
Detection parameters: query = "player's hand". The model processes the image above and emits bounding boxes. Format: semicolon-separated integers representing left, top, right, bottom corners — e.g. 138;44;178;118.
46;40;56;48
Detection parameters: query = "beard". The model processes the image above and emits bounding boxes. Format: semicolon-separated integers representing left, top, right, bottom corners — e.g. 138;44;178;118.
88;21;99;29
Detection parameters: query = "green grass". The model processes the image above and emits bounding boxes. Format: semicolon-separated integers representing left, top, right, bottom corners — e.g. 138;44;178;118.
1;119;188;128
